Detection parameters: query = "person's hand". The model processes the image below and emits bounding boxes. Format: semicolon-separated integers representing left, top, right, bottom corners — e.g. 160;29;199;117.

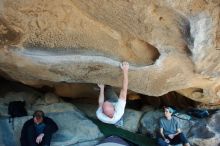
97;84;104;89
165;138;170;143
36;133;44;144
120;62;129;72
168;134;175;139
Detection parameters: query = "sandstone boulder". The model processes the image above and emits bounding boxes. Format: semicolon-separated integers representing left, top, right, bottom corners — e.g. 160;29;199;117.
0;0;219;105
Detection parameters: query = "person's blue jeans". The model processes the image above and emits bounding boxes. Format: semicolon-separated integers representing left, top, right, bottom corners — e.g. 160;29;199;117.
157;133;188;146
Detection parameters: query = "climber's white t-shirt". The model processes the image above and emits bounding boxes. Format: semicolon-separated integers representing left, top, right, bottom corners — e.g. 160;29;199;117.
96;99;126;124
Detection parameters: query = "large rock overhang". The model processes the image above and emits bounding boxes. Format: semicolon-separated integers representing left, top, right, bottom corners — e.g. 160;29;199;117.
0;0;220;105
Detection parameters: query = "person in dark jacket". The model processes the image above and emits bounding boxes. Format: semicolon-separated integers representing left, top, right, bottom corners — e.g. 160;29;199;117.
20;110;58;146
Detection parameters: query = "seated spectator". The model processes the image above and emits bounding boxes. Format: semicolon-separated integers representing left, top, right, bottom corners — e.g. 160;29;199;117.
20;110;58;146
157;107;190;146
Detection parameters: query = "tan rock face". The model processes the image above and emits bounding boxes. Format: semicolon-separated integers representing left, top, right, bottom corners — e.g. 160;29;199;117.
0;0;219;105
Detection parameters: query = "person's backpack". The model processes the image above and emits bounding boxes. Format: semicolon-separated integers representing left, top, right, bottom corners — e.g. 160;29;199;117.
8;101;27;129
187;109;209;118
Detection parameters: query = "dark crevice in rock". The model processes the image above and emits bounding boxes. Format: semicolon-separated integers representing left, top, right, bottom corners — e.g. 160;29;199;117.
141;91;198;109
0;76;42;98
0;76;203;110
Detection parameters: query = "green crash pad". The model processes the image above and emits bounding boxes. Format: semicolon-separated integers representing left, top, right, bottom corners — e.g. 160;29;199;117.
90;118;156;146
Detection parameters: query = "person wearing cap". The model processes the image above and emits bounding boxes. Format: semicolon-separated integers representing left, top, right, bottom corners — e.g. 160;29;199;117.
96;62;129;126
157;107;190;146
20;110;58;146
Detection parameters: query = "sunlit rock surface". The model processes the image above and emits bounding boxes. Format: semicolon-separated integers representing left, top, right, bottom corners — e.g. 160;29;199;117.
0;0;220;105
